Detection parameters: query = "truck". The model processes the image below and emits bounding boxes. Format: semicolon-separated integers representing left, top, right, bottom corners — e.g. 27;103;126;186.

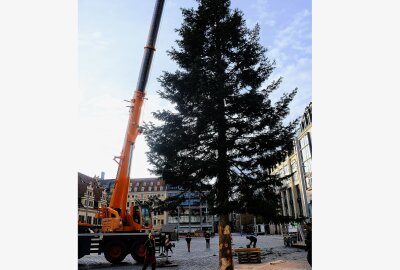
78;0;166;264
282;222;307;249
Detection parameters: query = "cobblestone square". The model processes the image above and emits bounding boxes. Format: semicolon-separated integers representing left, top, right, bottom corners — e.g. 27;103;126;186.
78;233;311;270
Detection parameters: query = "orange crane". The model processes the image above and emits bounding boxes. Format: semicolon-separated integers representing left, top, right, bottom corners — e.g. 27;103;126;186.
78;0;165;263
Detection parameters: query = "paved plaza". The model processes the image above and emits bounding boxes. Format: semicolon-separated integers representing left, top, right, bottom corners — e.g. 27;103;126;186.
78;233;311;270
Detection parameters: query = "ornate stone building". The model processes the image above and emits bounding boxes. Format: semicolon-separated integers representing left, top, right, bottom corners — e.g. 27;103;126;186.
78;172;107;225
99;177;168;231
129;178;168;231
273;102;312;220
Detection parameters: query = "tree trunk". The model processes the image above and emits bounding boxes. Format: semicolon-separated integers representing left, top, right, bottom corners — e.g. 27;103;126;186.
218;214;234;270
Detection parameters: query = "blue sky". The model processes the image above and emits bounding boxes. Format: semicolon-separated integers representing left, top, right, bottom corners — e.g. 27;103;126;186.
78;0;312;179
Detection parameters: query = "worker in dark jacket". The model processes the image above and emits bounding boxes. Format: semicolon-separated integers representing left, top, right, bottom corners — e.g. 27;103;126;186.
142;233;156;270
159;233;166;256
246;235;257;248
185;232;192;252
204;231;211;249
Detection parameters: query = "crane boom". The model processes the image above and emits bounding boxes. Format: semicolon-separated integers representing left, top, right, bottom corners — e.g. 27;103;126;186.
79;1;166;263
106;0;165;224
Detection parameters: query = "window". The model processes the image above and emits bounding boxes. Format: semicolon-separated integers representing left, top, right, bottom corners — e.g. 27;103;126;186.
134;187;138;192
79;215;85;222
300;133;312;178
141;187;144;192
87;216;92;224
136;182;139;186
161;219;164;225
149;187;152;191
284;165;289;176
296;185;303;217
157;181;160;186
291;161;297;173
150;182;153;186
302;146;311;160
300;136;308;148
143;182;146;186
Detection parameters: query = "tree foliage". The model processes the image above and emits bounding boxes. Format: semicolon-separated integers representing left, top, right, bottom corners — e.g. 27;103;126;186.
144;0;298;221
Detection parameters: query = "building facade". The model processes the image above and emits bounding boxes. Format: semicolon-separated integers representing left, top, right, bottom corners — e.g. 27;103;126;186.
166;187;214;234
128;177;168;231
78;172;108;226
273;102;312;219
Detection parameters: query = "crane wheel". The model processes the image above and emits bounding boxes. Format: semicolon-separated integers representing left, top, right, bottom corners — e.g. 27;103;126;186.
104;240;127;264
131;241;145;263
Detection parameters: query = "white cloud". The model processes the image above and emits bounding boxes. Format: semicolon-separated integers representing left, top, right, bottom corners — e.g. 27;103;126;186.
273;9;311;57
249;0;276;27
264;9;312;120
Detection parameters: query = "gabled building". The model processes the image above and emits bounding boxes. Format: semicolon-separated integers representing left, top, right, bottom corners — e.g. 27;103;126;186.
78;172;108;225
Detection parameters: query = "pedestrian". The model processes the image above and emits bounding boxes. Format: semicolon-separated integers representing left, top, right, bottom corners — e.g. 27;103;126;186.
204;230;211;249
160;233;166;256
142;233;156;270
246;235;257;248
185;232;192;252
165;234;173;254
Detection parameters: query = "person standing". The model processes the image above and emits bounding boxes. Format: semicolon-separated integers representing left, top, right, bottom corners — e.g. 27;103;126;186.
159;233;166;256
185;232;192;252
165;234;173;254
204;231;211;249
142;233;156;270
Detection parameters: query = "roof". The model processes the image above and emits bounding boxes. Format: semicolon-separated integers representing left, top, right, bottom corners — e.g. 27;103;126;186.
78;172;105;202
131;178;166;192
100;177;168;193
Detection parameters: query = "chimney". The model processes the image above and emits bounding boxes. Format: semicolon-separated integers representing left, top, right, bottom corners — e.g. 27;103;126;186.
101;172;105;180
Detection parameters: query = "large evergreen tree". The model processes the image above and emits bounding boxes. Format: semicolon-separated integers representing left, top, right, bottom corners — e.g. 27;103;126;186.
144;0;298;269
